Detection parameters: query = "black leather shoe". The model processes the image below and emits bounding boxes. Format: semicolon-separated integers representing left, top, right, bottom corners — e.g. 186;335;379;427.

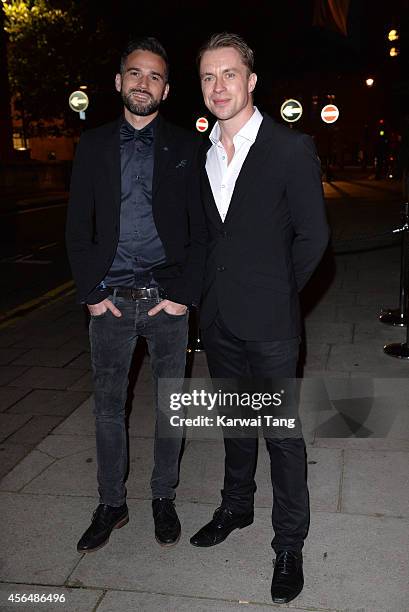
190;506;253;547
152;498;181;547
77;503;128;553
271;550;304;604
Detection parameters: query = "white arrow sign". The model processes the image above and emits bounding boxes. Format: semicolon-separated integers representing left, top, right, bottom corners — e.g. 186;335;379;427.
69;90;89;113
282;106;300;117
70;97;84;108
280;99;303;123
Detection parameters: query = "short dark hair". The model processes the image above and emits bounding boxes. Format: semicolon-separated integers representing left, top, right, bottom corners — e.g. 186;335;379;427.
197;32;254;75
120;37;169;81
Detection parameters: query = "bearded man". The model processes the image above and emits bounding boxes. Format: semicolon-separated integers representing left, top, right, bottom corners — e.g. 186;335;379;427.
66;37;206;553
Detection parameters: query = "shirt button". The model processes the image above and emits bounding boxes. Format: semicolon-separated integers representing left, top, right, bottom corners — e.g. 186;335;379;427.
217;265;226;272
221;184;226;189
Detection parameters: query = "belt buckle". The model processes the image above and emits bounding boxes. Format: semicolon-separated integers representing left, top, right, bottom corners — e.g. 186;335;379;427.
131;288;139;300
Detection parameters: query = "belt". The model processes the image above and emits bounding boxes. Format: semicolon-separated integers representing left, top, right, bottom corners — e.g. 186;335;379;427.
108;286;162;300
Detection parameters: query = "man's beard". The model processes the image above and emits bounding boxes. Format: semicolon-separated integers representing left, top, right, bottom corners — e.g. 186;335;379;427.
121;89;161;116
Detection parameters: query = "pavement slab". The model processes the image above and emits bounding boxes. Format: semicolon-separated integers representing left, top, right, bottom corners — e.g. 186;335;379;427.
304;323;354;344
353;321;406;345
10;347;84;368
0;413;32;442
68;371;95;392
7;389;89;417
0;448;56;492
0;387;31;412
11;330;82;350
0;493;96;585
300;344;331;370
0;583;103;612
0;366;29;386
9;366;87;390
67;502;409;611
0;330;26;348
5;415;64;446
327;343;409;374
335;305;382;324
37;434;96;459
96;590;314;611
19;439;157;499
304;303;337;323
53;398;95;436
0;442;30;479
0;348;29;366
66;352;91;369
341;449;409;517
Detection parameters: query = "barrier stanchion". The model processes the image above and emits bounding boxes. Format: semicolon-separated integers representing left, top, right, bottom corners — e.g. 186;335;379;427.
384;319;409;359
379;202;409;326
384;202;409;359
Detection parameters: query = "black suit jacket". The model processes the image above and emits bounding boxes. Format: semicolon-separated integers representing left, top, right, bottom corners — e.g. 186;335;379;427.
200;114;329;340
66;115;207;305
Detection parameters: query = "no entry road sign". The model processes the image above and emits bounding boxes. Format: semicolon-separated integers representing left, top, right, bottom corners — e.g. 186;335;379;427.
196;117;209;132
280;99;303;123
321;104;339;124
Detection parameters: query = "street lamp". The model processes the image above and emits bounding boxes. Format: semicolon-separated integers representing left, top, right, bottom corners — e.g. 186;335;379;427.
388;29;399;42
365;77;374;87
390;47;399;57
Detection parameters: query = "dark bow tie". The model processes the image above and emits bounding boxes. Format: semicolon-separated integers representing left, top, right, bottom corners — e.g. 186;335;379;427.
120;122;154;146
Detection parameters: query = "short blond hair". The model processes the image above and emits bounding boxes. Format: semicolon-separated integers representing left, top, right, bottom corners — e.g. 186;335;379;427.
197;32;254;75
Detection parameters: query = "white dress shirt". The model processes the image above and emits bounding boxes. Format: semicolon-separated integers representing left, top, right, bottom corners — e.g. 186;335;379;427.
205;107;263;222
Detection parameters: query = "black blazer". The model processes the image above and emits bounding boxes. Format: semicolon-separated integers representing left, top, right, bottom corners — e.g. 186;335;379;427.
66;115;207;305
200;114;329;341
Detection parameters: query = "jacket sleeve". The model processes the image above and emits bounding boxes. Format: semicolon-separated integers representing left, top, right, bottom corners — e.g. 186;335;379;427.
287;134;330;291
65;133;110;304
163;143;208;306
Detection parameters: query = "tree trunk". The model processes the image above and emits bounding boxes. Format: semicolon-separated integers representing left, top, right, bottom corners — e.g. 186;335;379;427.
0;8;15;161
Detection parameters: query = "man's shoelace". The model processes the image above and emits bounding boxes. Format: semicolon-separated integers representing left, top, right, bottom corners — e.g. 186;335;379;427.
214;506;233;524
154;501;175;519
275;551;299;575
92;505;121;528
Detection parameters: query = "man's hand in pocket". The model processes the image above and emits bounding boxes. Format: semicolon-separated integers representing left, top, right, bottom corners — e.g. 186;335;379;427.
87;299;122;317
148;299;187;317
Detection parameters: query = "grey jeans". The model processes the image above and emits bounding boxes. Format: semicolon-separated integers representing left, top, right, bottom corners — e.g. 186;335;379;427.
89;293;188;506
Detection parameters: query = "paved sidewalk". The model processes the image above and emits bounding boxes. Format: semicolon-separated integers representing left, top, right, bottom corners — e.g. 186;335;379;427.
1;182;409;610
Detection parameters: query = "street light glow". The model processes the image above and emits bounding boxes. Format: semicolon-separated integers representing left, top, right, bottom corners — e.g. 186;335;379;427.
365;78;374;87
388;29;399;42
389;47;399;57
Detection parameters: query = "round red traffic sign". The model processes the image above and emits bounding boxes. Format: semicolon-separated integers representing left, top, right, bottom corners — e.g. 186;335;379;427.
321;104;339;124
196;117;209;132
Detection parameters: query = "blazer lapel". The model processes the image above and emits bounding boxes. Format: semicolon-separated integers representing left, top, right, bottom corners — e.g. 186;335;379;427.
101;117;121;217
223;117;274;225
200;140;223;227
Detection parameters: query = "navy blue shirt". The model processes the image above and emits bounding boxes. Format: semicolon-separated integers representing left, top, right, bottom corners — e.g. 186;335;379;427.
103;116;166;288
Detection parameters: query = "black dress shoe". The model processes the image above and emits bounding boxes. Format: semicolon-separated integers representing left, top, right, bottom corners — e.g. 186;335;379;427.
190;506;254;547
77;503;128;553
271;550;304;604
152;498;181;547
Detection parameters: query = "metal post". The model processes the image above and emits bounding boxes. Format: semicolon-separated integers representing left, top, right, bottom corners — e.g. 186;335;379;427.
379;202;409;326
384;204;409;358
